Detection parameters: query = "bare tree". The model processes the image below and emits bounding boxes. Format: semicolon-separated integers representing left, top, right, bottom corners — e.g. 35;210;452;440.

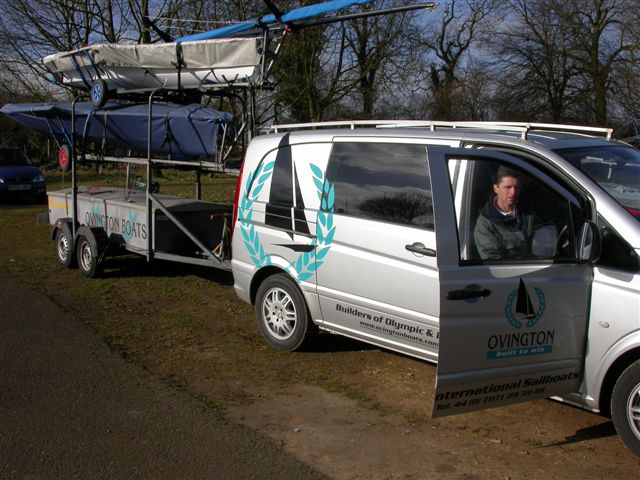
0;0;100;100
269;1;432;122
273;23;358;122
565;0;634;125
454;59;494;120
492;0;577;122
94;0;121;42
419;0;497;120
344;0;419;118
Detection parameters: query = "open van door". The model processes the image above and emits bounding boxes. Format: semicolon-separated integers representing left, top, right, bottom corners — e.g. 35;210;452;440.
426;146;593;417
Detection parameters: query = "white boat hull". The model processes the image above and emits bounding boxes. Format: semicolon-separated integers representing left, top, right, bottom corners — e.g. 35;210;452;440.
42;37;262;92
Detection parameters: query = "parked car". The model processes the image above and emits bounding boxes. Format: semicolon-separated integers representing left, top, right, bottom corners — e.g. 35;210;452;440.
0;147;46;202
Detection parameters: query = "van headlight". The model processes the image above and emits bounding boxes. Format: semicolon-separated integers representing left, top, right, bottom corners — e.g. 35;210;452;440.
32;174;45;183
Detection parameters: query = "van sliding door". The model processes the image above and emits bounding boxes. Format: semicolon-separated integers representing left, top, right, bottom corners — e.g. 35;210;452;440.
428;146;592;417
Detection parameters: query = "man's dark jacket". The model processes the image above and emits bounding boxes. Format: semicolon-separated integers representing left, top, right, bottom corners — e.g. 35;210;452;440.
474;198;534;260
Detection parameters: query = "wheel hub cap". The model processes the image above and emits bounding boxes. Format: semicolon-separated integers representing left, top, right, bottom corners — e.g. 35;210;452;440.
57;235;69;261
628;383;640;440
80;242;92;270
262;287;297;340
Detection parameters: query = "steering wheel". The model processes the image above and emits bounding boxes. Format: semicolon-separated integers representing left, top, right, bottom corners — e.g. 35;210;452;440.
556;224;570;255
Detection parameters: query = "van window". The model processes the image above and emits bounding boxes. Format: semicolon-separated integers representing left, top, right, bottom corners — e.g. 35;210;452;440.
326;143;434;229
449;158;579;262
556;145;640;220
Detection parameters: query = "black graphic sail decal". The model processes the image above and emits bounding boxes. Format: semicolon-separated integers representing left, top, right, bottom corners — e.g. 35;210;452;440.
294;165;310;235
276;244;316;253
516;278;536;319
265;134;293;231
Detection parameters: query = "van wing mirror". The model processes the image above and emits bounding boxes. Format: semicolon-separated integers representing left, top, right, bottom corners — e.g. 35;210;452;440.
577;220;601;262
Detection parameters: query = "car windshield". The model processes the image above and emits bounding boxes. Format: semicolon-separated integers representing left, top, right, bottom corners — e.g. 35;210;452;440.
0;149;32;166
555;145;640;219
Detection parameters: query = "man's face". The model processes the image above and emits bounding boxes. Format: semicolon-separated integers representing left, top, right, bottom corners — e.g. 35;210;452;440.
493;176;520;211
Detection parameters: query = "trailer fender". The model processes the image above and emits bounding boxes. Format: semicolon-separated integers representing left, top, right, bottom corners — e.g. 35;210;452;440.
51;218;74;241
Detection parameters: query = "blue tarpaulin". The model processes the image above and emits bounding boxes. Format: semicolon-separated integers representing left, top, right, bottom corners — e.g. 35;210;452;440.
0;101;233;159
177;0;375;42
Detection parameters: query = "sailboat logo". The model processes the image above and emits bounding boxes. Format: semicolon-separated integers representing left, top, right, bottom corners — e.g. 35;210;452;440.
504;279;546;329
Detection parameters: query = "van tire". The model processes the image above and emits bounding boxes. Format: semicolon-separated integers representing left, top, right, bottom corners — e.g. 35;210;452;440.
76;226;106;278
255;273;316;351
611;359;640;456
55;222;76;268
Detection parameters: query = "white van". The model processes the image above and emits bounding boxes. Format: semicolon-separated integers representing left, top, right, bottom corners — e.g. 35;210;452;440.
230;121;640;456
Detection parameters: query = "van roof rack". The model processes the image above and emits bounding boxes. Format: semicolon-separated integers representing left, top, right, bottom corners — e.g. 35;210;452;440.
269;120;613;141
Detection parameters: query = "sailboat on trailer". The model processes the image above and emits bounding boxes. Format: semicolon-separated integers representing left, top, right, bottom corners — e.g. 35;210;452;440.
40;0;379;101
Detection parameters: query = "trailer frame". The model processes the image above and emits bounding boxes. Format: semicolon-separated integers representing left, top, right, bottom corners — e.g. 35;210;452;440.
52;87;237;277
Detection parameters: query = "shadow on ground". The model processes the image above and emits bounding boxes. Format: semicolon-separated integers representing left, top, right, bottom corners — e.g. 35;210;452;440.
100;254;234;285
543;419;617;448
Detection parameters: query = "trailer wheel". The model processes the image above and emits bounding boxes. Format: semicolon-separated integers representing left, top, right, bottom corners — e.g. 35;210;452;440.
611;359;640;456
58;144;71;172
255;273;316;351
76;226;106;278
90;79;108;108
54;222;76;268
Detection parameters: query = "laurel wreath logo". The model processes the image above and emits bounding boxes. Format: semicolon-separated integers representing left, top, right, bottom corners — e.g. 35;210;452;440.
238;161;335;283
239;160;274;269
504;287;546;329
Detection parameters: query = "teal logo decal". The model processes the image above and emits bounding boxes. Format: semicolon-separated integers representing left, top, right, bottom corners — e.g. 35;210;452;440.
239;162;335;283
487;279;554;360
504;278;546;329
90;204;104;227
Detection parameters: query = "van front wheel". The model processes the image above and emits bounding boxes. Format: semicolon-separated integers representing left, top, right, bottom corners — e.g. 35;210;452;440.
611;359;640;456
255;274;316;351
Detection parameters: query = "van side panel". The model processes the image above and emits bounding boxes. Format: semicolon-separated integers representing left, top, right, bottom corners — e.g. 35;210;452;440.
231;138;332;315
315;141;440;361
316;215;440;360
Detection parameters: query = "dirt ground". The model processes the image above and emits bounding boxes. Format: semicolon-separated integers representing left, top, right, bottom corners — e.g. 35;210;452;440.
217;354;639;479
2;200;639;479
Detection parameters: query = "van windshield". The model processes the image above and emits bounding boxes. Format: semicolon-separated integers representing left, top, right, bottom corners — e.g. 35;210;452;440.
555;145;640;219
0;149;32;166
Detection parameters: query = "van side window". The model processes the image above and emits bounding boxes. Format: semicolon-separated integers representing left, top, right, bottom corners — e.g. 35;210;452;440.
449;158;579;263
326;143;434;229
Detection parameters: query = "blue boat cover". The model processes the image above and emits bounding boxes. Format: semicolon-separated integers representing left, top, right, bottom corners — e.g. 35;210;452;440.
0;101;234;159
177;0;375;42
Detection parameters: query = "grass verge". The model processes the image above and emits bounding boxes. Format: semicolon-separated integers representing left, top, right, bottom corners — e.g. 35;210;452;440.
0;166;435;420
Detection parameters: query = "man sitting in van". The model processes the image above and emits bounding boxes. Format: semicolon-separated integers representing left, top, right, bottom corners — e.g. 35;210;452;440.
474;165;534;260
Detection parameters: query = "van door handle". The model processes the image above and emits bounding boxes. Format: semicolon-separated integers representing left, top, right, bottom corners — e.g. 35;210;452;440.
405;242;436;257
446;286;492;300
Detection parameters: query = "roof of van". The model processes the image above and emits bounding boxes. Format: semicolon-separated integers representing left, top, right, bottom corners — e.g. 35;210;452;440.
523;132;618;150
264;125;622;151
